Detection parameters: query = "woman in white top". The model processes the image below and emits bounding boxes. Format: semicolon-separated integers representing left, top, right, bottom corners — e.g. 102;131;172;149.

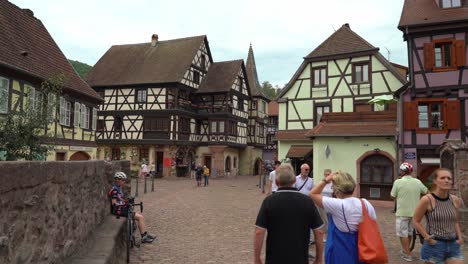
310;170;377;264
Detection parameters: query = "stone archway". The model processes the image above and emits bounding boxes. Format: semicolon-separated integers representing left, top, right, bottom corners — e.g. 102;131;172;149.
357;151;395;201
69;151;90;161
253;158;262;176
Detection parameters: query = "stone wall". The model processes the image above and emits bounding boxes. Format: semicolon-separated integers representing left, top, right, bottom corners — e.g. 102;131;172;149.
0;160;130;264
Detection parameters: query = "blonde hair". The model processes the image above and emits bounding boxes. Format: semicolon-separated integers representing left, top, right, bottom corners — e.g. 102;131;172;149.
276;164;295;186
333;170;356;194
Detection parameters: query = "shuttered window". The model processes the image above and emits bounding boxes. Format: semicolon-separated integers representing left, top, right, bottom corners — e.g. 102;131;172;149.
74;102;80;127
404;99;460;132
424;40;466;71
0;77;9;113
80;104;90;129
92;108;98;130
59;97;71;126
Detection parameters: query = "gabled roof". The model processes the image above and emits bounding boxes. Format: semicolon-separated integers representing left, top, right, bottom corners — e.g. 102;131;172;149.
305;24;378;60
398;0;468;29
86;35;207;87
305;111;396;138
277;24;407;99
0;0;100;101
245;44;267;99
197;60;245;94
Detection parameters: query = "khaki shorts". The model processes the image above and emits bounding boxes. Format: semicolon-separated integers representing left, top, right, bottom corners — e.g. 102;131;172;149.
396;216;413;237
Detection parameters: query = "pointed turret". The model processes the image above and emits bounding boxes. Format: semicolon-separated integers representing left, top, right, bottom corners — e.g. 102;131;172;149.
245;44;268;100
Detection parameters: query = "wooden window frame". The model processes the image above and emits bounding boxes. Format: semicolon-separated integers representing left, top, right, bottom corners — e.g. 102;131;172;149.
144;117;169;132
201;55;206;70
114;116;123;132
210;120;225;135
352;62;370;84
312;66;327;87
440;0;461;8
251;100;257;110
59;97;71;127
424;39;466;72
80;104;91;130
314;103;331;126
433;39;457;71
415;98;446;133
193;71;200;84
136;89;147;103
139;148;149;162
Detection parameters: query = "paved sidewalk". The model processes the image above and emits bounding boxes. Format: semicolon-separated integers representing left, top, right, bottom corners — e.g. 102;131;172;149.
129;176;467;263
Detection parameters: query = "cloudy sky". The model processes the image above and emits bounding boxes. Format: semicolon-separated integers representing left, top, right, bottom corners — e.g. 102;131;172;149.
10;0;407;87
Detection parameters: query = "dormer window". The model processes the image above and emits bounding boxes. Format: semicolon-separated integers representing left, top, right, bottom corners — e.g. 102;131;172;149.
441;0;461;8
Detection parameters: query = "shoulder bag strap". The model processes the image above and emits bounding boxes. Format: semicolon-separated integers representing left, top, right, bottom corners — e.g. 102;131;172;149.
342;203;352;232
297;177;309;191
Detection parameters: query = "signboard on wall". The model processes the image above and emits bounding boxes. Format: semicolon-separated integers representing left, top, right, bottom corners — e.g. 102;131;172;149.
404;152;416;160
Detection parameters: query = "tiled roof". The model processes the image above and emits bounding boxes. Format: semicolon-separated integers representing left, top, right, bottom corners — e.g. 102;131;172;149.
305;24;378;60
197;60;243;94
86;35;206;87
268;101;278;116
286;145;313;158
0;0;100;101
275;130;309;141
245;44;266;98
305;111;397;137
399;0;468;28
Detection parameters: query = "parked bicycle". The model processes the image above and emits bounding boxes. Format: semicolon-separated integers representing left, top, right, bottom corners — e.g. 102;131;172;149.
125;197;143;263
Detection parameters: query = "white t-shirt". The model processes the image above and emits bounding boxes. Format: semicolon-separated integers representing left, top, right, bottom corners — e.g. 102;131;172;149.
294;175;314;196
322;183;334;197
141;164;148;173
269;170;278;192
322;196;377;232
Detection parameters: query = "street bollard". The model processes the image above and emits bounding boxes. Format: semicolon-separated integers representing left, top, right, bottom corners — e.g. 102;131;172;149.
151;173;155;192
144;174;147;194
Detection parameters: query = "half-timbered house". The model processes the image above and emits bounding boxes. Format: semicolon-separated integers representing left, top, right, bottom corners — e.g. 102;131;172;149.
263;101;279;163
276;23;407;176
0;0;102;161
86;35;266;177
397;0;468;182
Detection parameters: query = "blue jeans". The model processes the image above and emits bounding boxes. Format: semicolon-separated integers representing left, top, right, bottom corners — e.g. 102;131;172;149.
421;240;463;264
204;176;209;186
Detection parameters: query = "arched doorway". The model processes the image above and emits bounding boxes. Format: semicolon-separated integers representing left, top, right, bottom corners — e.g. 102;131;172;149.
225;156;231;173
69;151;90;161
359;154;393;200
253;158;262;176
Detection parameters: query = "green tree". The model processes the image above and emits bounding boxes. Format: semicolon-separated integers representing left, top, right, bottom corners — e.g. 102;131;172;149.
0;74;67;160
261;81;283;100
69;59;92;79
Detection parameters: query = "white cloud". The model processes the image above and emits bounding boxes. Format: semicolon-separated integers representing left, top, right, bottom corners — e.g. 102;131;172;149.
10;0;408;87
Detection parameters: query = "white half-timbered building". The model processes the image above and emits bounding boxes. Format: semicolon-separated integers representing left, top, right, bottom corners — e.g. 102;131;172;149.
86;35;267;177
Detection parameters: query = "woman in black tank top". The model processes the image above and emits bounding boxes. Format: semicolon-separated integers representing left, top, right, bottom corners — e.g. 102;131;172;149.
413;168;464;264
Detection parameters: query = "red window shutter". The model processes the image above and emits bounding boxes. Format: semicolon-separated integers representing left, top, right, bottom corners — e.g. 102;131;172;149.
454;40;466;67
404;102;418;130
423;43;435;71
445;101;461;130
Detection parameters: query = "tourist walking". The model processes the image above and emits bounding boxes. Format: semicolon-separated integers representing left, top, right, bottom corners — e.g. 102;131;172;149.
413;168;464;264
140;161;148;180
203;165;210;186
195;164;203;187
266;160;281;195
309;170;377;264
254;164;324;264
294;163;314;196
391;162;428;261
190;161;196;179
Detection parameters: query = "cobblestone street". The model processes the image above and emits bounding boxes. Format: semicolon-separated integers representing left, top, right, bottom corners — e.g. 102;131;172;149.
129;176;467;263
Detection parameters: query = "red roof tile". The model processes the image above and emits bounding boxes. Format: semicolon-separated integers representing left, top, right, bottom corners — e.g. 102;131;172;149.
286;145;313;158
306;111;396;137
0;0;101;101
275;130;309;141
399;0;468;28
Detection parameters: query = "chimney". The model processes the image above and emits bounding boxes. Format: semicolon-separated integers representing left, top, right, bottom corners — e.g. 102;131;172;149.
344;23;350;29
151;34;158;47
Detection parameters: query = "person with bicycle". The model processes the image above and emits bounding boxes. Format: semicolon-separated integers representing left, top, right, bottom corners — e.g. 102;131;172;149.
413;168;464;264
391;162;428;262
109;171;156;243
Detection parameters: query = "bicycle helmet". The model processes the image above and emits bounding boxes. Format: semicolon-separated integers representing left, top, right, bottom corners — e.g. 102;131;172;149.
399;162;413;174
114;171;127;180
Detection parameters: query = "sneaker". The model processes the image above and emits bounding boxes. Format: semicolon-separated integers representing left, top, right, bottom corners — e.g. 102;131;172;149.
401;255;414;262
141;234;155;243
